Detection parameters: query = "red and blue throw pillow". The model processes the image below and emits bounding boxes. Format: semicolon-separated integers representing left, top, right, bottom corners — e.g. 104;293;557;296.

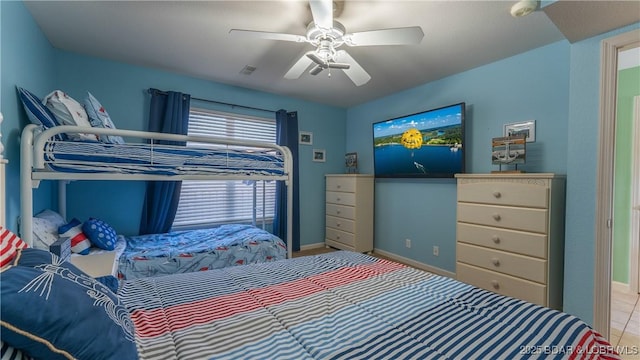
0;227;28;268
58;219;91;255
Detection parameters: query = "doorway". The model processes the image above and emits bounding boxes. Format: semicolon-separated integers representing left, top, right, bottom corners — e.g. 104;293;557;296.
610;94;640;346
594;29;640;340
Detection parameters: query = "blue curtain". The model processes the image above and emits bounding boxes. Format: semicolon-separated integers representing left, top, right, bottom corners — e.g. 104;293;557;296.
139;89;191;235
274;110;300;251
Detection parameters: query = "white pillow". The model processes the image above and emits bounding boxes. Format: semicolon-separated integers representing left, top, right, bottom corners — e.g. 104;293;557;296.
44;90;97;141
31;210;67;250
84;92;125;144
35;209;66;225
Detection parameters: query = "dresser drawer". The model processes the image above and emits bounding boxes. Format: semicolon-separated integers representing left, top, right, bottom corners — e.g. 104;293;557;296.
458;181;549;208
457;243;547;283
457;222;547;258
326;176;357;193
457;203;548;233
326;203;355;220
457;263;547;306
326;215;355;233
326;191;356;206
325;227;354;246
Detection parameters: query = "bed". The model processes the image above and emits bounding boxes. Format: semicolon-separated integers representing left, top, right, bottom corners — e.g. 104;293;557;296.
1;248;620;360
116;223;287;280
19;124;294;262
120;251;620;359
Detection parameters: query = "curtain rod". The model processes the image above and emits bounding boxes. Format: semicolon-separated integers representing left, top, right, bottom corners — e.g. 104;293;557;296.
147;88;277;114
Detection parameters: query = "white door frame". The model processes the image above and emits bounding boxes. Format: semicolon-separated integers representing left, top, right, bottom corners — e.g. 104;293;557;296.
631;96;640;294
594;29;640;338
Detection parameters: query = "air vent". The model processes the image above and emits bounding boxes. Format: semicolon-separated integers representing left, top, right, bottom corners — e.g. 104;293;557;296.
239;65;256;75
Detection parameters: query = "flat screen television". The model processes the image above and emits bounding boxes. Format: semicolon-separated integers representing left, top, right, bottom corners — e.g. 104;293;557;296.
373;102;465;178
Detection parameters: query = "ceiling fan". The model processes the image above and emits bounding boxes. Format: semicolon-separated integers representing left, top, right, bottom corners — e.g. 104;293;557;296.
229;0;424;86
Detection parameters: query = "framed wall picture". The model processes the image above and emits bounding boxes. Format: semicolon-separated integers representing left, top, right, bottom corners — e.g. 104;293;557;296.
503;120;536;142
299;131;313;145
313;149;326;162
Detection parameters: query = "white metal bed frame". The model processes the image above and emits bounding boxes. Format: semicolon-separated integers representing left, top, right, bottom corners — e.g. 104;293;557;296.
19;124;294;258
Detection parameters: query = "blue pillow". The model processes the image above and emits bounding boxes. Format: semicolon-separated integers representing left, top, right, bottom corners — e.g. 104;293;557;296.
16;87;65;141
84;92;125;144
1;249;137;360
83;218;117;250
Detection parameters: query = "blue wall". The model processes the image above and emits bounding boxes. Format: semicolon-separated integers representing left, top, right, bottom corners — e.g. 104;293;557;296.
1;1;57;231
347;41;570;273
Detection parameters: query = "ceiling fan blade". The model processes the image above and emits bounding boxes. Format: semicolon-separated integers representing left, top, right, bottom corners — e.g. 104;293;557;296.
309;64;325;76
327;62;350;70
284;52;315;79
229;29;306;43
345;27;424;46
309;0;333;30
306;52;325;65
335;50;371;86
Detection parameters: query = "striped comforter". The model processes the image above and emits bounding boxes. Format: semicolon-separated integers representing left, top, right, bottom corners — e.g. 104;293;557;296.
119;251;619;360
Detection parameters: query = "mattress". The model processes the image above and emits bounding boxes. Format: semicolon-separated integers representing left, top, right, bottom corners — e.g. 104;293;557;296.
119;251;619;360
117;224;286;280
41;140;285;176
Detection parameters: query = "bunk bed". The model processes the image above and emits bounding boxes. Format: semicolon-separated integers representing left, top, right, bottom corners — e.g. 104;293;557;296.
19;124;294;273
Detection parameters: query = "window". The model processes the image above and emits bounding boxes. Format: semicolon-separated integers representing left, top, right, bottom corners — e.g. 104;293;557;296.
172;108;277;230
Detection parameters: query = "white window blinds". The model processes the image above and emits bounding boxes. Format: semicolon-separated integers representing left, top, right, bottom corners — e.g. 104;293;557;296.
172;108;277;230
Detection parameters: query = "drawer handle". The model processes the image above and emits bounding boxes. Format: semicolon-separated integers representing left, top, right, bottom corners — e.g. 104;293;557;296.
491;280;500;289
336;210;341;214
491;258;500;267
337;185;341;189
492;214;501;221
492;235;500;244
336;223;341;227
336;235;341;240
493;191;501;198
337;197;341;202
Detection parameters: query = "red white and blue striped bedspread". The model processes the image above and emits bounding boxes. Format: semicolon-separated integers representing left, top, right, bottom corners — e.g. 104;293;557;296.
119;251;619;360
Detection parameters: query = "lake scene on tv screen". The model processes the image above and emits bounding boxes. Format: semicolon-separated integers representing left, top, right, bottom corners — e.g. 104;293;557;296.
373;103;464;178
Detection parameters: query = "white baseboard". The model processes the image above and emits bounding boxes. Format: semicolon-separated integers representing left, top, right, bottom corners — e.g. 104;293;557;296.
611;280;632;294
373;248;456;279
299;242;326;251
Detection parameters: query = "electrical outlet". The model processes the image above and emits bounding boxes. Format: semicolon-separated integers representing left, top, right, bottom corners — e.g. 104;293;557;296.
405;239;411;248
433;246;439;256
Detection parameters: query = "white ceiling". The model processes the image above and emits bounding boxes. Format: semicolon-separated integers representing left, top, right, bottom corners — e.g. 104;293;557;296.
23;1;639;108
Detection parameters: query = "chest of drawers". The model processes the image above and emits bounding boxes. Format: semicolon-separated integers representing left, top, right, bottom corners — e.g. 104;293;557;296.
455;173;565;309
325;174;374;253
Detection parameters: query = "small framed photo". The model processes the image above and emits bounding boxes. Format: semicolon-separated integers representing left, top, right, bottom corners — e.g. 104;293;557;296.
503;120;536;142
312;149;326;162
299;131;313;145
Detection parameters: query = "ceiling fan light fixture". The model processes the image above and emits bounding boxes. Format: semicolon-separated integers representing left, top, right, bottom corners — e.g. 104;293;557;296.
510;0;538;17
